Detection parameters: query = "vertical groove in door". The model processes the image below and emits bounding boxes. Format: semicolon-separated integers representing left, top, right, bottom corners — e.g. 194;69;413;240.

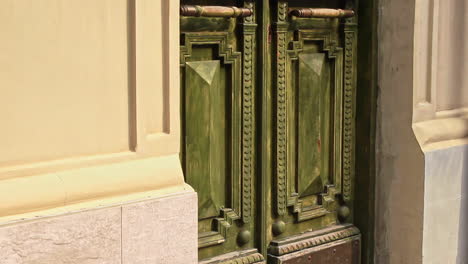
257;0;271;258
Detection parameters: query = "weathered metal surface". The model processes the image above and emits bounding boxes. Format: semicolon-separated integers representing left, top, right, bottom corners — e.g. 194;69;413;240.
269;224;360;256
290;8;355;18
269;237;360;264
180;1;257;261
180;0;361;262
181;5;253;18
268;224;361;264
180;17;235;33
200;249;265;264
271;0;357;238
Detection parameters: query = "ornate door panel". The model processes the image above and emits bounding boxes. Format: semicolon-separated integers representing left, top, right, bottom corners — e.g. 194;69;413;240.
180;0;360;263
268;1;359;263
180;1;261;262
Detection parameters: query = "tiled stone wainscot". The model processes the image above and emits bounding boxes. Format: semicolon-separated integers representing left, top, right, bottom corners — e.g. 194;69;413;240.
0;191;197;264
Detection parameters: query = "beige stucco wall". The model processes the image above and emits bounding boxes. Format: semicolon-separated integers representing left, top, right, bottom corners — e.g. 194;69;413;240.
0;1;198;263
0;0;187;218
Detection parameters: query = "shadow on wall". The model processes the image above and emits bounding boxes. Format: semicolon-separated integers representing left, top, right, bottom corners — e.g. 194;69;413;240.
457;148;468;263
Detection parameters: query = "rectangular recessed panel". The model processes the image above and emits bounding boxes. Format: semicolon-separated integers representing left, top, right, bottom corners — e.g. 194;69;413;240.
144;0;168;135
0;0;132;166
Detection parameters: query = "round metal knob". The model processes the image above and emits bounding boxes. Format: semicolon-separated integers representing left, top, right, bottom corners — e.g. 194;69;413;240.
272;220;286;236
338;205;351;222
237;230;251;245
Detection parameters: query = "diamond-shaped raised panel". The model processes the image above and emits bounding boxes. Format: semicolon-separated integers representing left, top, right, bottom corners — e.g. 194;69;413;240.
185;60;227;220
298;53;330;197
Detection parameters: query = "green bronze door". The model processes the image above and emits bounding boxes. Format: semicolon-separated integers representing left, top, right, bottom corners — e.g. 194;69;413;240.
180;1;360;263
180;0;259;261
267;1;360;263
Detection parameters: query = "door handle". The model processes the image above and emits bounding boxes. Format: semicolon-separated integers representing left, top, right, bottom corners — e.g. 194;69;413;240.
180;5;253;18
290;8;355;18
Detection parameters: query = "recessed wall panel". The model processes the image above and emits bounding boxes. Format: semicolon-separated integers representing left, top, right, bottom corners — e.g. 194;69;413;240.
0;0;133;166
436;0;468;111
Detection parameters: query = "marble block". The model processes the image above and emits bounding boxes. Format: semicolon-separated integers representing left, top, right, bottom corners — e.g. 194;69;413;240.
0;190;197;264
122;191;198;264
423;144;468;264
0;207;121;264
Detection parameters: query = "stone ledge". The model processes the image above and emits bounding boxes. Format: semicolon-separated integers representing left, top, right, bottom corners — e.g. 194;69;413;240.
0;154;187;221
413;108;468;151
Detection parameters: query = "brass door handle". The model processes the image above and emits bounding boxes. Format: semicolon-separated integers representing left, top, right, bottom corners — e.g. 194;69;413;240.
180;5;253;18
290;8;355;18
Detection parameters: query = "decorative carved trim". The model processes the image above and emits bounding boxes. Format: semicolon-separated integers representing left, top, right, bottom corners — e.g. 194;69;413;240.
275;2;351;218
199;232;226;248
218;254;265;264
290;8;355;18
241;1;257;224
180;5;253;18
180;33;241;67
343;21;357;202
294;31;341;58
278;2;288;22
200;249;265;264
289;185;339;222
269;224;360;256
275;1;289;216
215;208;240;239
244;2;255;23
180;33;245;248
268;235;360;264
284;29;343;222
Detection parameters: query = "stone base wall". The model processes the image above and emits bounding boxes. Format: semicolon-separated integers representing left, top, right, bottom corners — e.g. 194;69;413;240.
0;190;197;264
423;144;468;264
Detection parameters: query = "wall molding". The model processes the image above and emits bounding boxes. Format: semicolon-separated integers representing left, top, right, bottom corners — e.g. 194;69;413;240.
0;154;188;221
413;0;468;150
413;108;468;151
413;0;439;123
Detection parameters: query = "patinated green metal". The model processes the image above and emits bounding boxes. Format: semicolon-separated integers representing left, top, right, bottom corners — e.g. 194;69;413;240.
180;0;365;262
180;1;258;260
269;0;358;241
